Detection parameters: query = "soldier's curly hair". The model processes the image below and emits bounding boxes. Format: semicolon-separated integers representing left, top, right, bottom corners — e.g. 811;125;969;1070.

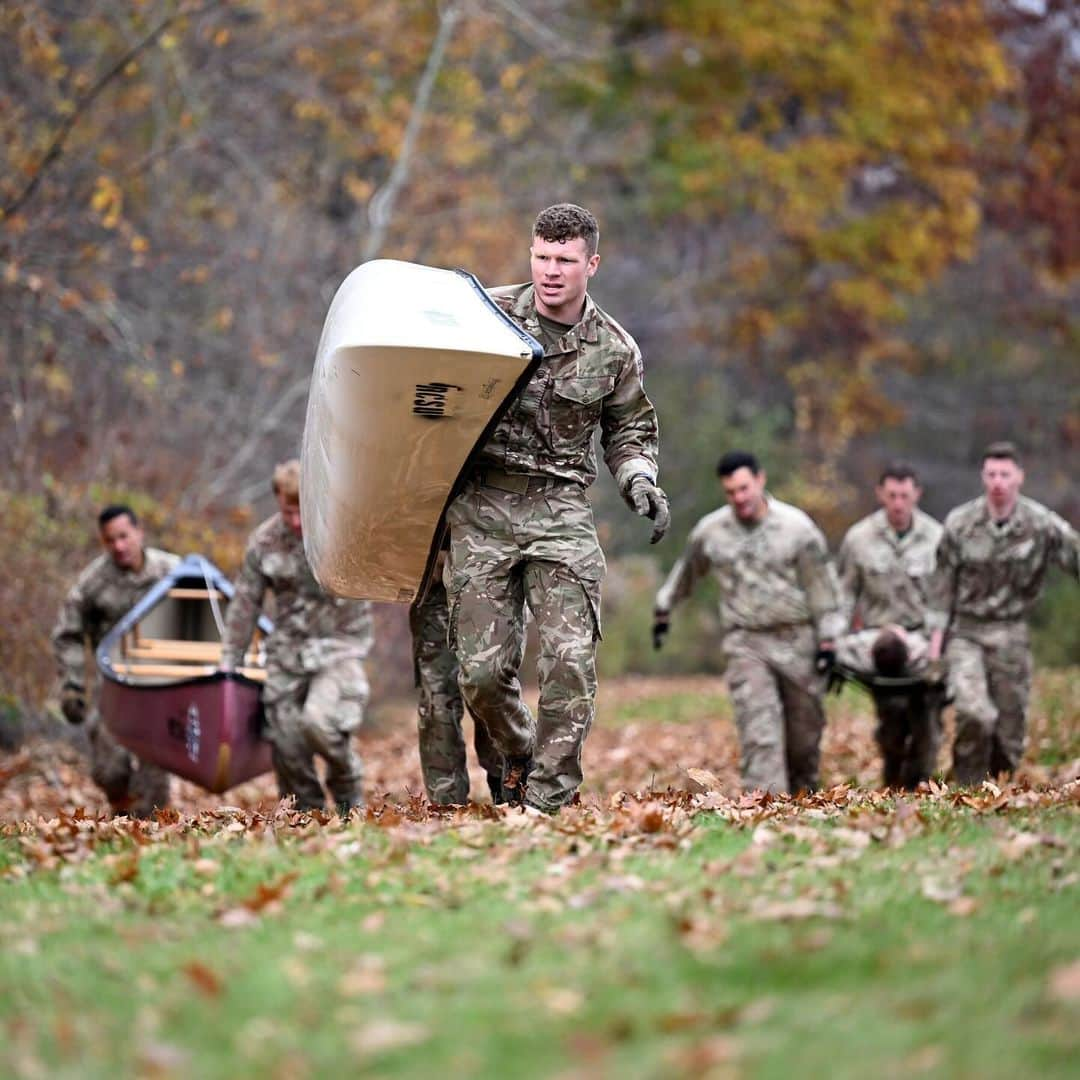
533;204;599;256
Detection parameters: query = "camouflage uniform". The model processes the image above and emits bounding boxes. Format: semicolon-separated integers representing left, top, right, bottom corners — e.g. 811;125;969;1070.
655;497;845;794
221;513;374;812
837;508;944;788
929;495;1078;784
52;548;180;815
411;579;511;804
445;283;660;813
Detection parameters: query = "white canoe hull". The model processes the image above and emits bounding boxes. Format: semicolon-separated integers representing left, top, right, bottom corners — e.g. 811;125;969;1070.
301;260;542;603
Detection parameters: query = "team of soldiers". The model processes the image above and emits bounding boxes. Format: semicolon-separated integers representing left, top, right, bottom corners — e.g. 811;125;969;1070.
50;204;1078;817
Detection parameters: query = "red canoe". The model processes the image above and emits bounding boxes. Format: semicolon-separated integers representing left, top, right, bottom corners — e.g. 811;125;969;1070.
96;555;275;793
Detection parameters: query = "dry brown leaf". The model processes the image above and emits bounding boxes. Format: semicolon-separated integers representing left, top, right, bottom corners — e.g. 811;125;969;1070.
182;961;222;998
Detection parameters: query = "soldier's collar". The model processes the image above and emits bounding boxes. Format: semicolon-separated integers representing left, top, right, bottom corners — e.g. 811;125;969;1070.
517;287;600;344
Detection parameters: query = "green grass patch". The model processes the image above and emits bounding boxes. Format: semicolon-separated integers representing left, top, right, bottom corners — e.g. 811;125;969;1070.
2;799;1078;1078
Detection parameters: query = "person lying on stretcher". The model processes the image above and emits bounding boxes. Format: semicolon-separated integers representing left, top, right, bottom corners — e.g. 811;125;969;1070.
833;625;948;790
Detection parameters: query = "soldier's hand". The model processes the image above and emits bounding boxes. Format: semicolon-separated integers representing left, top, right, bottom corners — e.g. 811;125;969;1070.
60;685;87;725
652;612;670;651
814;645;836;675
924;658;947;686
626;475;671;544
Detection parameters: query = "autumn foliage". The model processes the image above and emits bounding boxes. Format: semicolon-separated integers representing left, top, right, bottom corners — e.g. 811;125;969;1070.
1;1;1077;711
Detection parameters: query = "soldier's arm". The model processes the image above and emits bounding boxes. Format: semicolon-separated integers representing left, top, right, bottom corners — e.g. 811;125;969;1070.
336;600;375;653
924;526;959;656
220;545;267;669
51;578;91;691
654;532;711;616
600;342;660;494
1047;510;1080;581
835;533;861;630
795;529;846;644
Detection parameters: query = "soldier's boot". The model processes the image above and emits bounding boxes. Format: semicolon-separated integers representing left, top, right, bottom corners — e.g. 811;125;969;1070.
501;755;532;808
486;772;505;804
335;797;365;819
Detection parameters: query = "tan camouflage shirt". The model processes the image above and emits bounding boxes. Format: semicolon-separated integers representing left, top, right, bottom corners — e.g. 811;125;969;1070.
478;284;659;491
928;495;1079;631
837;508;942;631
655;496;846;641
221;514;374;672
52;547;180;690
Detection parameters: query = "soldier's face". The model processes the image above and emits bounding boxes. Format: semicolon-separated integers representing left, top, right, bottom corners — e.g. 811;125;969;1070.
981;457;1023;512
722;467;767;522
100;514;145;571
530;236;599;322
277;493;302;536
876;477;920;532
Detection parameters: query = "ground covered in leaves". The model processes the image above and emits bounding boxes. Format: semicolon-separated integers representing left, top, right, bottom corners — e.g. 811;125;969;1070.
1;673;1078;1078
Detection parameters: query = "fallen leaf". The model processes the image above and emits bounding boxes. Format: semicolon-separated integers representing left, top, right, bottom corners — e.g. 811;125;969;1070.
686;767;723;792
348;1019;429;1058
182;961;222;998
1047;959;1080;1003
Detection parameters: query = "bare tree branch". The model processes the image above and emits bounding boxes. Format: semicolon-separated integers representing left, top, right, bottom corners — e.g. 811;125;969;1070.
186;373;312;512
2;0;222;221
362;3;462;262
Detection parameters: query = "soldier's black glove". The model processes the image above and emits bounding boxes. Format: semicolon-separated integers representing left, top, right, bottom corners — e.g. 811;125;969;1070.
652;612;670;651
60;684;87;725
625;475;671;544
814;646;836;676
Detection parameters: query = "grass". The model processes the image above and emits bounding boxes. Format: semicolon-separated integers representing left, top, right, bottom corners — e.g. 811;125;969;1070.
2;792;1078;1078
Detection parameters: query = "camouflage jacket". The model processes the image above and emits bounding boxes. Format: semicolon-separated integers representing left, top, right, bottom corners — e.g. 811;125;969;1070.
655;496;846;642
837;508;942;631
477;283;659;490
221;514;374;672
927;495;1079;632
52;547;180;691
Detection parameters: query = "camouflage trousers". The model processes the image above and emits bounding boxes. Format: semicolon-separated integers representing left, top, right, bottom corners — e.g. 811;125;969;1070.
86;708;171;817
946;620;1031;785
263;656;368;812
411;581;509;804
722;625;827;795
446;478;604;814
836;629;942;789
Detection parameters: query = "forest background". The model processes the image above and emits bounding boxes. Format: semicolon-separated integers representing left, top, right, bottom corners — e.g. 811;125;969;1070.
2;0;1077;719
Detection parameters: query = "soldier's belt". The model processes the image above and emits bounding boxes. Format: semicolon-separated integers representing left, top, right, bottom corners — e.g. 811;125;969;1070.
473;467;568;495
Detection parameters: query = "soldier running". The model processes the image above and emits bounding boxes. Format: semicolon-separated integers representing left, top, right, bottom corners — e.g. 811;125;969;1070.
836;462;944;788
444;203;669;813
220;460;374;814
52;505;179;816
928;442;1078;784
654;451;845;794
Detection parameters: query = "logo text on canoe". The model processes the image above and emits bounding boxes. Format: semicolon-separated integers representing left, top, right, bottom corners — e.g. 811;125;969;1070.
413;382;463;419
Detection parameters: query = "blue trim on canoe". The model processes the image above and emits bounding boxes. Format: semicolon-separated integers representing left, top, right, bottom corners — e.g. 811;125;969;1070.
96;553;273;686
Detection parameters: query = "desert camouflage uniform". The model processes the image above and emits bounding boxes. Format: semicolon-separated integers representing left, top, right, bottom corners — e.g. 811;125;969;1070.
655;497;845;794
837;508;944;787
445;283;660;813
221;513;373;812
928;495;1078;784
52;548;180;815
411;579;512;804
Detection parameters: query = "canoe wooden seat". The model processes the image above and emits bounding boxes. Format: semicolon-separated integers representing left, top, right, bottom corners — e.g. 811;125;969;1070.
122;637;263;663
167;587;226;600
111;661;267;683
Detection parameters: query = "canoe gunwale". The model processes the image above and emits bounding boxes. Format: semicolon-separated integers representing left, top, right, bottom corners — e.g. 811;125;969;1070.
95;553;274;684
